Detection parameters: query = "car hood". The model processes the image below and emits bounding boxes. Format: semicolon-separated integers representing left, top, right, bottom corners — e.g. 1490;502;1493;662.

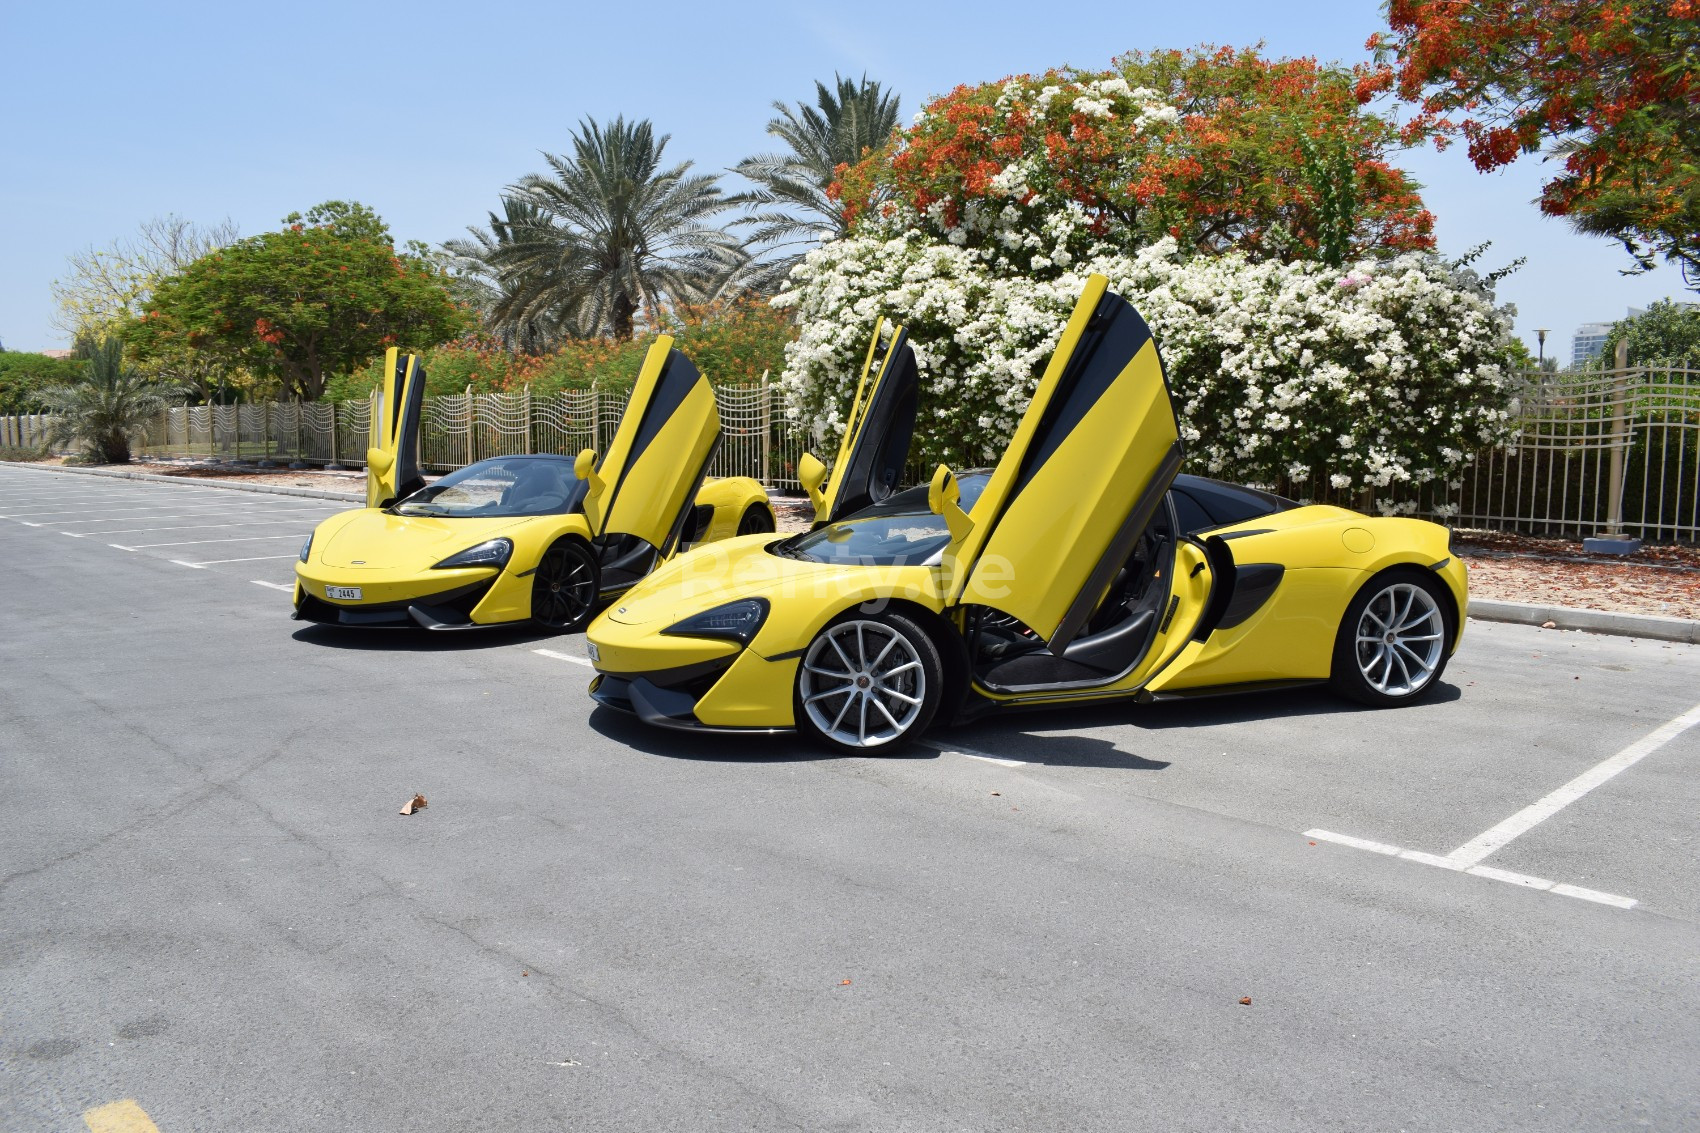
315;510;534;570
603;535;868;625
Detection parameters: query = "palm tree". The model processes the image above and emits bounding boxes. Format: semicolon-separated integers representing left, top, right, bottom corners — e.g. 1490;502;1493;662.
470;117;747;343
39;337;179;463
733;74;902;285
442;197;596;352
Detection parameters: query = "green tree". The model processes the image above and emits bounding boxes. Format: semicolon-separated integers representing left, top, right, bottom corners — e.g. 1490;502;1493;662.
1599;301;1700;369
1371;0;1700;285
442;197;596;352
39;338;179;463
0;352;84;414
130;203;467;400
733;75;902;284
475;117;747;342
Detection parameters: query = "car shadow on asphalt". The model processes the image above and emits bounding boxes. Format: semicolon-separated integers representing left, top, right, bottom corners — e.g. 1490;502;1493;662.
585;706;920;764
588;683;1461;769
935;681;1463;768
289;623;569;652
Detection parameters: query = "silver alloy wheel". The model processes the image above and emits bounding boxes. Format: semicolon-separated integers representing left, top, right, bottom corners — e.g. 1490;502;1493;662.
1354;581;1445;697
799;619;926;748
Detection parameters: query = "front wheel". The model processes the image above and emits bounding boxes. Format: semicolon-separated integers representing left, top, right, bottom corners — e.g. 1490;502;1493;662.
795;613;942;752
531;539;600;633
1330;570;1453;706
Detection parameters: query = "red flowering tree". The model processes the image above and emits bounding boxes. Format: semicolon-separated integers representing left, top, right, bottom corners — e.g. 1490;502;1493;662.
833;46;1434;266
1370;1;1700;283
128;202;467;400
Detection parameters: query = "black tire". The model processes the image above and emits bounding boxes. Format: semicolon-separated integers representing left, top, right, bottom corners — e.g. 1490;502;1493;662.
794;611;943;753
1329;568;1455;707
737;503;775;536
531;539;600;633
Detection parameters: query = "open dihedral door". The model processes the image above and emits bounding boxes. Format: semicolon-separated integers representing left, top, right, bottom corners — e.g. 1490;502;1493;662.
948;274;1203;683
586;335;721;563
366;347;427;509
811;319;920;526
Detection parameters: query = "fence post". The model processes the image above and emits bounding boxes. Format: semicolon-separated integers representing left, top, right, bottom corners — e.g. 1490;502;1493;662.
327;402;343;469
1586;340;1639;553
466;384;475;466
759;370;773;486
590;384;601;454
523;385;533;454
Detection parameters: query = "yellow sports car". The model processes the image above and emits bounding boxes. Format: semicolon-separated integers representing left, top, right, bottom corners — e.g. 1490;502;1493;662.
293;339;772;632
585;275;1468;750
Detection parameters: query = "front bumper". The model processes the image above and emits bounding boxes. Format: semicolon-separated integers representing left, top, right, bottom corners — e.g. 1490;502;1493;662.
590;665;793;735
292;574;501;629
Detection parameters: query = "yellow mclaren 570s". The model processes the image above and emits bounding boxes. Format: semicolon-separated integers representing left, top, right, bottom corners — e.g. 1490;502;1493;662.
585;274;1469;751
293;339;772;633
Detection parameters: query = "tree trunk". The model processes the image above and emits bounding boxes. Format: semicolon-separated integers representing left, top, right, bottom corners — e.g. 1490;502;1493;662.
612;292;637;340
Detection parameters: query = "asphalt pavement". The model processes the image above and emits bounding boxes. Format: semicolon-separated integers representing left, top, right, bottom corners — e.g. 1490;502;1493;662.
2;465;1697;1132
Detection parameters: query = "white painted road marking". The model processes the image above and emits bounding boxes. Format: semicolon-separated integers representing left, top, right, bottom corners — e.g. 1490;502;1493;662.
1306;829;1639;909
128;534;309;549
251;580;295;592
193;554;302;565
169;560;209;569
534;648;594;667
1444;698;1700;867
916;738;1030;767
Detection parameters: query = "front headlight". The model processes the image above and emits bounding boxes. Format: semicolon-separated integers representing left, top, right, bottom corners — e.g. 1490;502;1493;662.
299;533;313;563
432;538;512;570
662;597;769;644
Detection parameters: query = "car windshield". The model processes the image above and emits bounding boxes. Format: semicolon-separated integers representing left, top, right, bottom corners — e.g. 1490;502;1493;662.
776;473;992;566
390;455;587;518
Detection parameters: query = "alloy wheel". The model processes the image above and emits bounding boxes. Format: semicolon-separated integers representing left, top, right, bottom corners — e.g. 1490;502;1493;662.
1353;581;1445;697
533;544;597;630
798;619;927;748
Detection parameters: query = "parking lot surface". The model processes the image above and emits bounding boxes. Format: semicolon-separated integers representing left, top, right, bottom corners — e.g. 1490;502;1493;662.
3;466;1697;1132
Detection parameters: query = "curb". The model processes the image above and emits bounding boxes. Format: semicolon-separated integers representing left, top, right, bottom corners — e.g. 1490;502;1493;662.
1469;598;1700;645
0;460;363;503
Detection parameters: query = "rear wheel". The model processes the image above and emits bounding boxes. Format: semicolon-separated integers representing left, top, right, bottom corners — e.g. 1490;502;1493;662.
795;613;942;752
1330;570;1453;706
531;539;600;633
737;503;775;536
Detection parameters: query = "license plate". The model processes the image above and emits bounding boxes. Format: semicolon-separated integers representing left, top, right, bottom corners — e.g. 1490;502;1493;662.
585;642;600;663
326;586;363;601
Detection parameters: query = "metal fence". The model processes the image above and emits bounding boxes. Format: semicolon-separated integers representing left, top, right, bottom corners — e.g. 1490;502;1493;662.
6;368;1698;542
111;383;813;490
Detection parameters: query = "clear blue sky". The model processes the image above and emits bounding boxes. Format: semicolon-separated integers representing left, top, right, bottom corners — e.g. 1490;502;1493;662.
1;0;1689;360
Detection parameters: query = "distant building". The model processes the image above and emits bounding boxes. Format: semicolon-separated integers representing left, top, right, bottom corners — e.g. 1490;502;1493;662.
1573;302;1699;367
40;349;73;360
1571;321;1619;367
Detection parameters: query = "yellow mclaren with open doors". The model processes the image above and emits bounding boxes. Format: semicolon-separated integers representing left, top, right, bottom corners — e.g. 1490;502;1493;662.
292;339;772;633
585;275;1469;750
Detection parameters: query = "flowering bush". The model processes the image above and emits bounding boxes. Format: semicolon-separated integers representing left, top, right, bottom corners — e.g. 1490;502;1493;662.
781;48;1516;512
833;47;1435;266
775;231;1516;510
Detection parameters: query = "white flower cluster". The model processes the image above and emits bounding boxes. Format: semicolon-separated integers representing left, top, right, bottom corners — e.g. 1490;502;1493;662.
774;233;1516;502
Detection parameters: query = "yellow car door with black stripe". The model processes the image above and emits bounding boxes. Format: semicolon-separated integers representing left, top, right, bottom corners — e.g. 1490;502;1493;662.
366;347;427;509
587;335;721;555
948;274;1202;669
816;318;920;525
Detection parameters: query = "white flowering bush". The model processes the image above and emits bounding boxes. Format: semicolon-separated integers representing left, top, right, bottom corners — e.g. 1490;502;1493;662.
774;228;1517;507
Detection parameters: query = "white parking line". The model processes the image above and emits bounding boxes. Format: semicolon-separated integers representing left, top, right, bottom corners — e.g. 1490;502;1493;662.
534;648;594;667
193;554;301;565
916;738;1029;767
109;544;136;551
1305;828;1639;908
170;560;209;569
64;519;325;537
1444;698;1700;867
251;580;295;592
127;534;307;549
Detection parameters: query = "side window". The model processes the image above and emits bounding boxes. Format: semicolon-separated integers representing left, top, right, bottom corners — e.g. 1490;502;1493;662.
1169;489;1215;535
1184;479;1289;528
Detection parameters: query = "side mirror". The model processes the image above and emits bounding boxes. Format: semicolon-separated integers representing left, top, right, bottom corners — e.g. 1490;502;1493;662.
798;452;828;522
928;464;974;543
366;448;394;477
574;448;605;498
